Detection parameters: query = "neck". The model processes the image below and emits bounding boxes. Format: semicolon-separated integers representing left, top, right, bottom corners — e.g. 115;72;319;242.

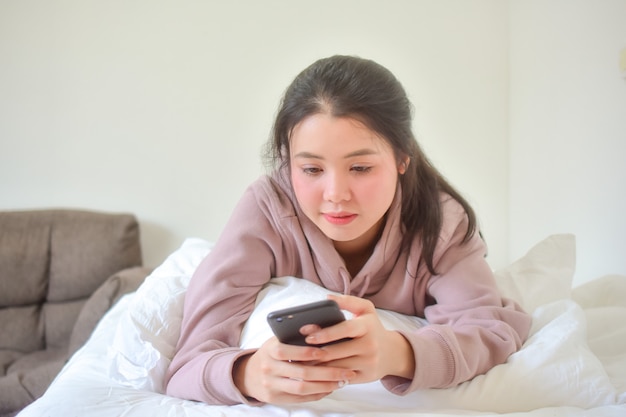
333;217;385;276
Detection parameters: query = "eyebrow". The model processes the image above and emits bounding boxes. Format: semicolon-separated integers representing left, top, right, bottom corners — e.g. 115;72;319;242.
293;149;379;159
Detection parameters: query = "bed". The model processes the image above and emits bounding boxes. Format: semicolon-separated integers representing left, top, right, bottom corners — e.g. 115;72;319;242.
18;234;626;417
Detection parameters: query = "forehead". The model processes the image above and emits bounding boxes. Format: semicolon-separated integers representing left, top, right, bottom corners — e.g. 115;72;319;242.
290;114;393;156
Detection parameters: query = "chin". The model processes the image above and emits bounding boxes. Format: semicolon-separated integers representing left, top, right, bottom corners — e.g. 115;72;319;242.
320;228;360;243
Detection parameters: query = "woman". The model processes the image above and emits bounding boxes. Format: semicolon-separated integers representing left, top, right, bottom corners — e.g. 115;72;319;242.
165;55;531;406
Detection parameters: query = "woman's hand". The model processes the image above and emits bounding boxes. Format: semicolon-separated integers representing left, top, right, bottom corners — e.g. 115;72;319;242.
233;335;356;404
233;294;415;403
303;294;416;384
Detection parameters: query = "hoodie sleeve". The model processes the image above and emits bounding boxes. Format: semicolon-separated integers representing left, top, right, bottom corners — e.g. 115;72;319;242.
164;178;293;405
382;198;532;394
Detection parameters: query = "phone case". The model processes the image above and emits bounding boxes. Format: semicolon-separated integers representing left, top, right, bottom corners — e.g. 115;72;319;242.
266;299;346;346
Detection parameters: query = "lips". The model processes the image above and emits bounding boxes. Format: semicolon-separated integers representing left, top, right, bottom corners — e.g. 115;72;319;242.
323;212;357;225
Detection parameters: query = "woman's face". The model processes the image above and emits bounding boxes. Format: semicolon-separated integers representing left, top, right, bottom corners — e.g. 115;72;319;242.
289;113;405;255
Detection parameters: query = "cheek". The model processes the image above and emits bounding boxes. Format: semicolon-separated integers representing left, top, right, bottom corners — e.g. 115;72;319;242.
291;173;318;207
353;180;376;198
356;175;394;198
354;175;397;210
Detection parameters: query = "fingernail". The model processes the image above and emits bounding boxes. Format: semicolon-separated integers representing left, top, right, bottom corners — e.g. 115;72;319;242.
338;380;349;388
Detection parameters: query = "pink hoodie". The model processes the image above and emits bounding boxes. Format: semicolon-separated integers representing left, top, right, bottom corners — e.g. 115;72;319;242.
165;172;531;405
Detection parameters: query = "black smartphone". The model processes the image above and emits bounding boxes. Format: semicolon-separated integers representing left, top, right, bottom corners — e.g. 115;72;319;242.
267;299;346;346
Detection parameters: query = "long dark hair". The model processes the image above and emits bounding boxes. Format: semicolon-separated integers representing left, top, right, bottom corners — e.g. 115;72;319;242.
264;55;477;275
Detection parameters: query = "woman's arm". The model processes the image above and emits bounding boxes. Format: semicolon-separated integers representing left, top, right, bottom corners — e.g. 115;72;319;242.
383;200;532;394
164;182;285;405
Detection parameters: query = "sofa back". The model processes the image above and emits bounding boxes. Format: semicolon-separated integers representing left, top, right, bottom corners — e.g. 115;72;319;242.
0;209;142;353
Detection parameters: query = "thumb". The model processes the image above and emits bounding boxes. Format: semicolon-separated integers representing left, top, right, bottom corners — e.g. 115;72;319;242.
327;294;375;318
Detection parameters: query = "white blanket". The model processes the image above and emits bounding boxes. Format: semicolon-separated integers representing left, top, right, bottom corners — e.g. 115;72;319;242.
18;235;626;417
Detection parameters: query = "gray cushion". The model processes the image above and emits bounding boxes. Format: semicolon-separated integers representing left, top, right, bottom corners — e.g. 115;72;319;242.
0;305;43;352
0;224;50;306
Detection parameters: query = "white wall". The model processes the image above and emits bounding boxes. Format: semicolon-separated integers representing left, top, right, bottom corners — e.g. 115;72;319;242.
509;0;626;286
2;1;624;286
0;1;510;269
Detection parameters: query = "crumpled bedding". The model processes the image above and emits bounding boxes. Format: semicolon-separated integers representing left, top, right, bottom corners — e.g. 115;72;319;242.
18;235;626;417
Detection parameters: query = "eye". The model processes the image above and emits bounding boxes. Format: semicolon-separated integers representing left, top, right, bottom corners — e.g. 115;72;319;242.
351;165;373;174
302;166;322;176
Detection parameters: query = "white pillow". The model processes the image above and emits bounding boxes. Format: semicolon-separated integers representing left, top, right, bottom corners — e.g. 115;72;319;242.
108;234;616;412
494;233;575;313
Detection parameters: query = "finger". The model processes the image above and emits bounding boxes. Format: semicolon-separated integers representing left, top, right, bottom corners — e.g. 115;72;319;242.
303;326;354;347
327;294;376;317
278;392;331;404
251;341;352;403
269;362;354;400
281;378;340;398
260;374;333;405
301;315;368;346
271;341;330;363
299;324;321;336
287;360;355;383
268;382;333;404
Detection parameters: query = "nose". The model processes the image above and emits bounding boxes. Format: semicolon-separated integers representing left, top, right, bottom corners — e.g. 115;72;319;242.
323;171;351;203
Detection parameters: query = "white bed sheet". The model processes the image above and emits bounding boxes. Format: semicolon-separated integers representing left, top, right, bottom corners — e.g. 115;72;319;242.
18;235;626;417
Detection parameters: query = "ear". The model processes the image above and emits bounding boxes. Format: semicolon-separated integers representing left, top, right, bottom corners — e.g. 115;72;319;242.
397;156;410;174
